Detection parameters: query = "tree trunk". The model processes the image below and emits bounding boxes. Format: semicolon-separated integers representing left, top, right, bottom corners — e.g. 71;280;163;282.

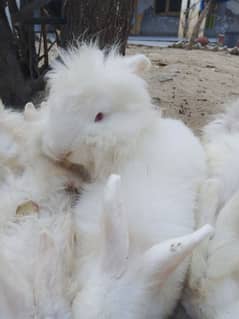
188;0;214;49
0;0;48;108
61;0;134;55
0;1;32;108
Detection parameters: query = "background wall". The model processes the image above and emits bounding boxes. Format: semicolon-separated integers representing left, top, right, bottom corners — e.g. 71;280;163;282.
133;0;180;36
205;0;239;37
141;6;180;36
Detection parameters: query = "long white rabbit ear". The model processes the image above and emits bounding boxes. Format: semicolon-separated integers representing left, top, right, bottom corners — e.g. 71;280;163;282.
207;189;239;278
102;174;129;279
124;54;151;75
141;225;214;287
24;102;38;121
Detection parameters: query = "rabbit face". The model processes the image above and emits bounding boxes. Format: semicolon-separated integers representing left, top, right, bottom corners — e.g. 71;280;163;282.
42;45;154;175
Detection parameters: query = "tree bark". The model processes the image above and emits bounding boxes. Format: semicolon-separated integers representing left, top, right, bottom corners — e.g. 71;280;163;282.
61;0;134;55
188;0;214;49
0;1;32;108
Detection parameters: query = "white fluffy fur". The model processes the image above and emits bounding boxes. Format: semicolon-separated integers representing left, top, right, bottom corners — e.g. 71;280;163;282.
183;100;239;319
42;44;209;319
0;101;84;226
0;100;49;174
0;104;28;173
0;101;84;317
0;211;74;319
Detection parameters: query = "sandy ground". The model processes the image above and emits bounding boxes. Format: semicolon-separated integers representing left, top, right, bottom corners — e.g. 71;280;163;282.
127;45;239;135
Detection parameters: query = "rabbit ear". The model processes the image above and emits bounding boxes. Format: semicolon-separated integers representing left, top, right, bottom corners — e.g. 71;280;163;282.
102;174;129;278
24;102;38;121
140;225;214;288
207;189;239;278
124;54;151;75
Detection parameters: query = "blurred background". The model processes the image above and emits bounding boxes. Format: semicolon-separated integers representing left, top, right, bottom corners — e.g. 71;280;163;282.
0;0;238;110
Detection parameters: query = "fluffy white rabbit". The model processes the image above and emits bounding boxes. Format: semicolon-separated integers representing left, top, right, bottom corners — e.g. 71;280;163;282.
0;101;84;227
183;101;239;319
0;210;75;319
42;44;212;319
0;102;84;318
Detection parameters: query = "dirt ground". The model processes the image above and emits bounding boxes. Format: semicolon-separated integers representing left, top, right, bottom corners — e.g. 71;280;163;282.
127;45;239;135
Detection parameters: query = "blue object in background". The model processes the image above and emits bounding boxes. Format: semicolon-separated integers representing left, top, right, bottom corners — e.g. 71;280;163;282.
224;31;239;47
200;0;205;11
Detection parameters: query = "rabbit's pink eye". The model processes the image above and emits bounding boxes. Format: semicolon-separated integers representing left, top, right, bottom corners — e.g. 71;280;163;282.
94;112;104;122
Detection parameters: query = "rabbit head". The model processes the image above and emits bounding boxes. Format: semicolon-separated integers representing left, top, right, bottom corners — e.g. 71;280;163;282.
42;45;155;178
